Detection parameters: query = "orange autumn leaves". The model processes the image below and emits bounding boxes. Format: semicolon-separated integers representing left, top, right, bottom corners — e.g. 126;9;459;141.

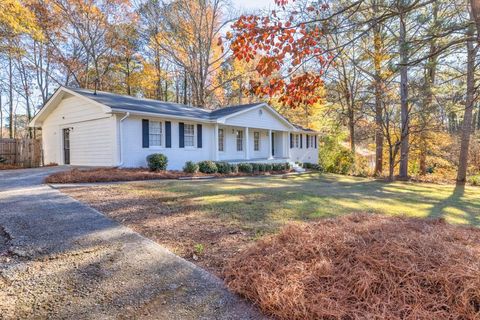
225;1;331;108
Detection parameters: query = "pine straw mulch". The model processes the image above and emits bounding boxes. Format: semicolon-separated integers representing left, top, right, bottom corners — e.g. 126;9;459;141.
45;167;291;184
223;213;480;320
0;164;24;170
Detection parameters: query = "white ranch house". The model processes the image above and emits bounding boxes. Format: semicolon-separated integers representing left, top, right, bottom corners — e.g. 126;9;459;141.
30;87;319;170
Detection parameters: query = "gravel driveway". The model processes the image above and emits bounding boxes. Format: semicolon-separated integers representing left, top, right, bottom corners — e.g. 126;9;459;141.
0;167;263;319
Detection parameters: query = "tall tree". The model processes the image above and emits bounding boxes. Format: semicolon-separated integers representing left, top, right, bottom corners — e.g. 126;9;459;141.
457;6;478;184
398;0;410;179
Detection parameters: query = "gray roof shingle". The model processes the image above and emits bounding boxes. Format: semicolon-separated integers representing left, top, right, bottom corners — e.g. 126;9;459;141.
66;87;264;120
63;87;317;132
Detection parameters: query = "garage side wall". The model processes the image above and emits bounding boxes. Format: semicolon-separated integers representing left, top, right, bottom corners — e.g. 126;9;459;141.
41;96;117;166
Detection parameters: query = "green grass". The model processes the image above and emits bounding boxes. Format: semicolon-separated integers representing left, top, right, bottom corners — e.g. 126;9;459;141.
138;173;480;233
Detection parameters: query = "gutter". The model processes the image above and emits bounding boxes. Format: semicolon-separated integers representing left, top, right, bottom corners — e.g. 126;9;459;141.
118;112;130;167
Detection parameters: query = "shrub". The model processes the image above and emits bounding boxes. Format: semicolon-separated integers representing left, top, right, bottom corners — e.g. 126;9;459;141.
183;161;199;174
272;163;285;172
285;162;291;170
0;156;6;163
238;163;253;173
251;163;260;173
230;163;239;173
469;175;480;186
258;163;267;172
318;130;354;174
198;160;218;174
215;161;232;174
265;163;273;172
303;162;322;171
146;153;168;171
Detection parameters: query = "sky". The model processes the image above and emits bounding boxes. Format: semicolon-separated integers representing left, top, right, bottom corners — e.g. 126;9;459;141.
231;0;277;12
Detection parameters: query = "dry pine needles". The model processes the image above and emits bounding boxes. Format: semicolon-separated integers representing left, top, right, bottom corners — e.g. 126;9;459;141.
223;213;480;320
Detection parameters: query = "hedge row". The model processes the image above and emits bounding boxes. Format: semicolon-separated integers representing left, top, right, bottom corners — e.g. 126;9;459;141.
183;160;292;174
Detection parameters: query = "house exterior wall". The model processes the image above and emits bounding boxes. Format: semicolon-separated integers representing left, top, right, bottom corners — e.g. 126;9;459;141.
39;94;319;169
289;134;319;164
41;96;117;166
120;116;215;170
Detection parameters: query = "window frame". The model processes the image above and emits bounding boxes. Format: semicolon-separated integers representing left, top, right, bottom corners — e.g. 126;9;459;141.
236;130;244;152
218;128;225;152
253;131;260;151
184;123;195;148
149;121;163;148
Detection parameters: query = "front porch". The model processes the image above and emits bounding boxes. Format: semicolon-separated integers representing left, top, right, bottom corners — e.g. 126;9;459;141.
214;125;291;163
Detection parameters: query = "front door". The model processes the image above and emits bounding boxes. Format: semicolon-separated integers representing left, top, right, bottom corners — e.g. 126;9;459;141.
63;128;70;165
271;132;275;157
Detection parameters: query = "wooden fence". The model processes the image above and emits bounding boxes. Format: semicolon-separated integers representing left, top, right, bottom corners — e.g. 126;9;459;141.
0;138;42;168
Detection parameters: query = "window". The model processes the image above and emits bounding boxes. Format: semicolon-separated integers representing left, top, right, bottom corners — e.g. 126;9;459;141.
236;130;243;151
295;134;299;148
184;124;195;147
149;121;162;147
218;128;224;151
254;132;260;151
310;135;315;148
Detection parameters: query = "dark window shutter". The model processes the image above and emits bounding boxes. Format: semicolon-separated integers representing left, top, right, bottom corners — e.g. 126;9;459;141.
165;121;171;148
315;135;317;148
142;119;149;148
300;134;303;148
290;133;293;148
179;122;185;148
197;124;202;148
306;134;309;148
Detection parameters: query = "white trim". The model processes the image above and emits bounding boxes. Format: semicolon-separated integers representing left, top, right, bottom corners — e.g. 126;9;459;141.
112;109;216;123
30;86;112;127
118;112;130;166
216;103;296;130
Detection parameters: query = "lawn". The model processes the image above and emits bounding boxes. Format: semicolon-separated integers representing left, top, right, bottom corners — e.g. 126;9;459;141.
62;173;480;275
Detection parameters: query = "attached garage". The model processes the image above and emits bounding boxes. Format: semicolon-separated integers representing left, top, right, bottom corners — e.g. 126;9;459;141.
30;89;117;166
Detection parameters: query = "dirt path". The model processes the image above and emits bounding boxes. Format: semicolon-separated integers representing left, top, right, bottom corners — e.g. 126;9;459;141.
0;167;263;319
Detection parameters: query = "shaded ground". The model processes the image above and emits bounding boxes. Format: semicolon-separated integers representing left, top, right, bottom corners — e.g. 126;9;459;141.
61;173;480;276
0;167;263;320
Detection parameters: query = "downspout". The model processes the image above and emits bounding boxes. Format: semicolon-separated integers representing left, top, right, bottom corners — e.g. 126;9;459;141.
118;112;130;167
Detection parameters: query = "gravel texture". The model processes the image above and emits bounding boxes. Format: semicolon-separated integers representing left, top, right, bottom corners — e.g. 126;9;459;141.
0;167;264;320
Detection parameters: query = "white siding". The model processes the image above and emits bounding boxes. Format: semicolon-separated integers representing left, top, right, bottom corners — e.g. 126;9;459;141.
289;133;319;164
120;116;214;170
41;96;116;166
223;106;292;131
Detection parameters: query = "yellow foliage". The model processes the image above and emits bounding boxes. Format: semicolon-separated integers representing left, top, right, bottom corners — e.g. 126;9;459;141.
0;0;43;42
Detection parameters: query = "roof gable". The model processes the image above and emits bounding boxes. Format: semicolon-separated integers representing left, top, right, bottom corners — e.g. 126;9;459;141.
220;104;295;131
30;87;111;127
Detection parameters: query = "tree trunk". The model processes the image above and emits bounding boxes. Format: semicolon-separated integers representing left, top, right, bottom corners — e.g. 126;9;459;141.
8;53;14;139
0;93;3;139
398;10;409;179
183;70;188;105
373;22;384;176
456;23;477;184
419;2;438;175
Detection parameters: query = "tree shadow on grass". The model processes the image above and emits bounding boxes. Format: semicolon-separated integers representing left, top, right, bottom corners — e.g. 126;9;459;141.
426;184;480;226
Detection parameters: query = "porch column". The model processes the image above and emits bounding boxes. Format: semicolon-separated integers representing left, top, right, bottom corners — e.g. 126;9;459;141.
214;124;219;161
268;129;273;159
245;127;250;160
286;132;291;159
